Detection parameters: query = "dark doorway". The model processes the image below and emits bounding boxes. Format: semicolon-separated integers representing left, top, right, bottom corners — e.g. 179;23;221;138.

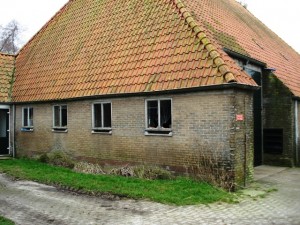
0;109;9;155
244;68;263;166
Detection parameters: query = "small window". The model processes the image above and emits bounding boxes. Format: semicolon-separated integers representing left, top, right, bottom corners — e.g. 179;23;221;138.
92;102;112;134
53;105;68;132
145;99;172;136
22;107;33;132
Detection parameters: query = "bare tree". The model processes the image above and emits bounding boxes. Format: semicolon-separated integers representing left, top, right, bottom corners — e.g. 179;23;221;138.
0;20;23;54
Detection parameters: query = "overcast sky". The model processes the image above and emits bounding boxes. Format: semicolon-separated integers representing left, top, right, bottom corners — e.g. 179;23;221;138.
0;0;299;53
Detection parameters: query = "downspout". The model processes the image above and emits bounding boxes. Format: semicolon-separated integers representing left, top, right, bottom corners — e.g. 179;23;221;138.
244;96;247;187
260;72;264;165
12;104;16;158
295;100;299;165
8;108;11;156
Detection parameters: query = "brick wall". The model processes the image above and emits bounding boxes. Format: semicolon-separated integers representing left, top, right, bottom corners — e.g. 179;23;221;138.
262;73;294;166
15;89;254;188
295;101;300;166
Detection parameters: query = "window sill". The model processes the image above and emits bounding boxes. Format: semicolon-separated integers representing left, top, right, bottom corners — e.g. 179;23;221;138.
92;129;112;135
52;128;68;133
21;127;34;132
144;129;172;137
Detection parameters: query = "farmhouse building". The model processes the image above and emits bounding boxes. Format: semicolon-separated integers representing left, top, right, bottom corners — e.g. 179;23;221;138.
1;0;300;188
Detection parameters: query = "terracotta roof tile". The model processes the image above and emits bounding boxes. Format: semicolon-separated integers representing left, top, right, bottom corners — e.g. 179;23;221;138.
13;0;261;102
184;0;300;95
0;53;15;102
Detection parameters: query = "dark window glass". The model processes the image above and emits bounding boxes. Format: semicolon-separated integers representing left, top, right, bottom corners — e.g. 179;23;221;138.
160;100;171;128
54;106;60;127
103;103;111;128
147;101;158;128
94;104;102;128
23;108;28;127
61;105;67;127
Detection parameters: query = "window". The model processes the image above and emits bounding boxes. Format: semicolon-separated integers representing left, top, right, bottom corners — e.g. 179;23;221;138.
22;107;33;131
53;105;68;132
145;99;172;136
92;102;112;134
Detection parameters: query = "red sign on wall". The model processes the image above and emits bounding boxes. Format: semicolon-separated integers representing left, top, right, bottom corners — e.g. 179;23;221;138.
236;114;244;121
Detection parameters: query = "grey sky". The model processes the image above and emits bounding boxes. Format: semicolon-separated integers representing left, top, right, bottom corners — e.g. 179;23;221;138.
0;0;299;53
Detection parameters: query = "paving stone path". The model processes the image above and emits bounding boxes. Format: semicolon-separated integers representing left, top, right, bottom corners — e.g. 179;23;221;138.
0;166;299;225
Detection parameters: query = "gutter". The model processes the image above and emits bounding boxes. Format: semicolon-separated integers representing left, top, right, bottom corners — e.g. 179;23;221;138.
10;83;260;105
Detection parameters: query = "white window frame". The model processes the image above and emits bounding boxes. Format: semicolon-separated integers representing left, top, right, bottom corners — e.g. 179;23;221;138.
52;105;68;132
21;107;34;132
92;102;112;134
145;98;172;136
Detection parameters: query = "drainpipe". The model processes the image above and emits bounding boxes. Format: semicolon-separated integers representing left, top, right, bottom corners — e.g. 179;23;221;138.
295;100;299;165
260;71;264;165
12;105;16;158
7;108;11;156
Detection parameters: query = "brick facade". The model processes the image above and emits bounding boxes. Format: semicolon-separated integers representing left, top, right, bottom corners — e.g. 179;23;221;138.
262;72;295;166
296;101;300;166
14;89;254;188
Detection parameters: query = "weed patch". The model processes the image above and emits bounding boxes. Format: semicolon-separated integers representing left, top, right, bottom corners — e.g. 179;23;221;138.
0;216;14;225
38;151;75;169
0;159;233;205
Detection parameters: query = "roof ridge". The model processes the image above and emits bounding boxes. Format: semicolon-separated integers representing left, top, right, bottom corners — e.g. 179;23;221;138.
173;0;236;83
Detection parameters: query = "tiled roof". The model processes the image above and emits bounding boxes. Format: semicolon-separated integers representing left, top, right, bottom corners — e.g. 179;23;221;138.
184;0;300;96
0;53;15;102
13;0;256;102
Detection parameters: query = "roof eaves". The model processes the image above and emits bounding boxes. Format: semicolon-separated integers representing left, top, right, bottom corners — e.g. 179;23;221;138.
10;83;259;104
173;0;236;83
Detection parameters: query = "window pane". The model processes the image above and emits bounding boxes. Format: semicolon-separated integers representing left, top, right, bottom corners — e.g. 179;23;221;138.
147;101;158;128
23;108;28;127
103;103;111;128
94;104;102;128
160;100;171;128
54;106;60;127
61;105;67;127
29;108;33;127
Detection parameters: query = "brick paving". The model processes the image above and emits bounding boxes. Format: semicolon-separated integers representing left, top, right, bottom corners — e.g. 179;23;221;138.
0;166;300;225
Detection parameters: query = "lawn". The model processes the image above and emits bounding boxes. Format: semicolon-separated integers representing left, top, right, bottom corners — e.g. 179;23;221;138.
0;159;233;205
0;216;14;225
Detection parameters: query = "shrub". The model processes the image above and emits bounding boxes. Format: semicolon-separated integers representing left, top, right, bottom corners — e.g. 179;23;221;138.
73;162;105;174
110;165;173;180
133;165;173;180
110;165;134;177
183;143;234;191
38;151;75;169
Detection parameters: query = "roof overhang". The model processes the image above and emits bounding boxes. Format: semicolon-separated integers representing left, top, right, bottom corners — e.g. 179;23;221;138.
11;83;259;104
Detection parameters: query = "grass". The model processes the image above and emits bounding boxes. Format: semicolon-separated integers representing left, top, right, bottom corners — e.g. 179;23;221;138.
0;159;233;205
0;216;14;225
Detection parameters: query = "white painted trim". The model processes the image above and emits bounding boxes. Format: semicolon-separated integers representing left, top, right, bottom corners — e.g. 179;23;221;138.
144;98;173;134
52;105;68;129
91;101;112;130
0;105;10;109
